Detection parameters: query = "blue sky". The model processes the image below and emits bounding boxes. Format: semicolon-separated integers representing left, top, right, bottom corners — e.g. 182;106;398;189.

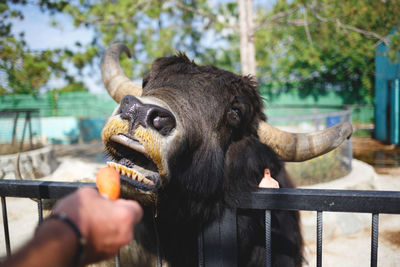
11;4;93;50
10;3;101;92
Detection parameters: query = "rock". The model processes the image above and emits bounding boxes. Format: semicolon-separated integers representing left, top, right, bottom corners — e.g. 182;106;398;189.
0;146;59;180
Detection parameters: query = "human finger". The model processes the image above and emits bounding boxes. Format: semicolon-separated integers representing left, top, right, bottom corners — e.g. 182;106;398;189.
259;168;280;188
114;199;143;224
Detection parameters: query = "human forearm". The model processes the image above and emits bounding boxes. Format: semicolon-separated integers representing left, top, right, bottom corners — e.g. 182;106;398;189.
0;187;142;266
2;219;79;267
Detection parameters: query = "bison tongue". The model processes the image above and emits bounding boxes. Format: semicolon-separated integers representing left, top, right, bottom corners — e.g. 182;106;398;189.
110;134;148;157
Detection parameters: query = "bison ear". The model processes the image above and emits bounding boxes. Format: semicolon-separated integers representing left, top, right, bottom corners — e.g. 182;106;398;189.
142;70;150;88
225;136;284;193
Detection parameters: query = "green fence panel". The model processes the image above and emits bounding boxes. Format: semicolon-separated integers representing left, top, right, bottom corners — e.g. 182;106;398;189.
0;92;118;118
1;91;374;123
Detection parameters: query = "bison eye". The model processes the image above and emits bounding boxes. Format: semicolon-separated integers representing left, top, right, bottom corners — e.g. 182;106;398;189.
232;108;241;117
227;107;242;127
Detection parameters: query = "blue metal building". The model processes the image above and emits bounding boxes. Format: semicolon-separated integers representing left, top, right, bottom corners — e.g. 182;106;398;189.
375;27;400;144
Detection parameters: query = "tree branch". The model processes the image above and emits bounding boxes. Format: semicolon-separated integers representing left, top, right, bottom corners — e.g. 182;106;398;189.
309;6;387;43
334;18;386;43
71;0;150;26
256;3;387;44
303;8;314;49
169;0;217;22
168;0;238;31
255;6;299;31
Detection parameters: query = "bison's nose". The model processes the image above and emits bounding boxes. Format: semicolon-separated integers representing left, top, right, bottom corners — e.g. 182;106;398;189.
147;106;176;135
119;95;176;136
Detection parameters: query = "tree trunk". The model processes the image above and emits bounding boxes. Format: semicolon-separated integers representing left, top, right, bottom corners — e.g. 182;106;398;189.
238;0;256;77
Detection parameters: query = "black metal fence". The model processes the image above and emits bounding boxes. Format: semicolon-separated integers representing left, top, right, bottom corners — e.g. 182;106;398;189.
0;180;94;258
1;180;400;267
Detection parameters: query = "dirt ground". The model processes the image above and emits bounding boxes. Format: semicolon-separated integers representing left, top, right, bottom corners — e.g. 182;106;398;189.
353;136;400;170
1;138;400;266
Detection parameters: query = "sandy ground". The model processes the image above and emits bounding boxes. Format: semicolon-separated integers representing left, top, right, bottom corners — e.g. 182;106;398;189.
1;141;400;266
301;160;400;266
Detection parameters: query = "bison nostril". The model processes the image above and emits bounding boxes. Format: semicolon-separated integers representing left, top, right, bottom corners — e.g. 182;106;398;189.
149;110;176;135
117;95;175;135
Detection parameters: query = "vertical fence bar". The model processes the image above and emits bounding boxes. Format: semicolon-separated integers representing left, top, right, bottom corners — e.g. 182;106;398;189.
38;199;43;224
371;213;379;267
317;211;323;267
19;115;28;152
198;231;204;267
220;209;238;266
11;113;19;147
265;210;272;267
1;197;11;256
115;252;120;267
202;208;237;267
345;108;353;171
27;112;33;150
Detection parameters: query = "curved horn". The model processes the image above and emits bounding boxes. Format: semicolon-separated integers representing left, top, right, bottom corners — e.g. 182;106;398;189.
258;121;353;162
101;43;142;103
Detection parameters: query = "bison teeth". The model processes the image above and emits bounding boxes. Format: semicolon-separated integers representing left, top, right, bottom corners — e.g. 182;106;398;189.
107;161;155;186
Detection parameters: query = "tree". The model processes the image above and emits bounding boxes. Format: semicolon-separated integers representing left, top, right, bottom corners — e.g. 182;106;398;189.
0;1;87;95
2;0;239;95
57;0;400;104
238;0;256;76
58;0;222;78
253;0;400;104
1;0;399;104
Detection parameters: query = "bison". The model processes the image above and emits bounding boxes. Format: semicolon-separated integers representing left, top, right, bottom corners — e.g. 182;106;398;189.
100;43;352;267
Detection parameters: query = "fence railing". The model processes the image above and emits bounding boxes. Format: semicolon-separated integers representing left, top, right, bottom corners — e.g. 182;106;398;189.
0;180;95;257
1;180;400;266
201;188;400;267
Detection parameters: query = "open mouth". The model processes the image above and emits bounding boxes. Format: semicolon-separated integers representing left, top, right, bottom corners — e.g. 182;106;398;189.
107;134;161;193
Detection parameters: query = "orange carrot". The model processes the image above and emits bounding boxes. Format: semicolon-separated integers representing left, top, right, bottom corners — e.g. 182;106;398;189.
96;167;121;200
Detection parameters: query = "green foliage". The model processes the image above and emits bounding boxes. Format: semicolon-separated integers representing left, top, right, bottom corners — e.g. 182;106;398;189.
57;81;87;93
58;0;225;76
388;29;400;62
0;1;89;95
1;0;399;103
255;0;400;105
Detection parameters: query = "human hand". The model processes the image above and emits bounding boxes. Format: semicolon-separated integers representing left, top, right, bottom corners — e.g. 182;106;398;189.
52;187;143;264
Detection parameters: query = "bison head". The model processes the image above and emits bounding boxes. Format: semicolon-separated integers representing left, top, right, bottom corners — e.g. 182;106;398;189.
101;44;352;206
